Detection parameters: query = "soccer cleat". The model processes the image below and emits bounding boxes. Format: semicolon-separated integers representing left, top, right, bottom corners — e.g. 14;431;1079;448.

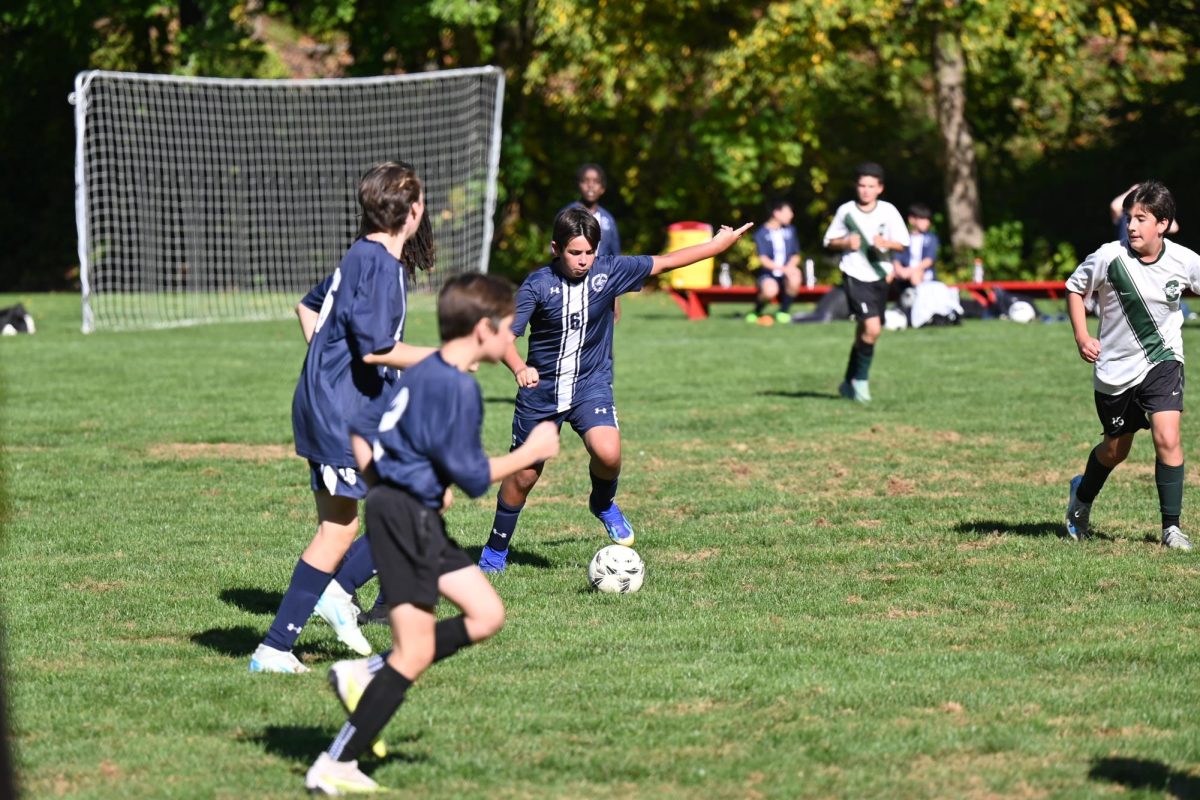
1064;474;1091;541
305;752;381;795
774;311;791;324
838;380;870;404
478;544;509;574
316;582;373;656
597;503;636;546
328;660;387;758
356;604;390;627
249;643;311;674
1162;525;1193;551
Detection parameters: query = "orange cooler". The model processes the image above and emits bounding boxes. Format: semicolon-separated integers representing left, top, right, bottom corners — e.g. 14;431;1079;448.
664;221;714;289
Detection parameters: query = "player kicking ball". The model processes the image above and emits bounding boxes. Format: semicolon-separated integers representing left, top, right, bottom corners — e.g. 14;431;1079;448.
477;208;752;573
1064;180;1200;550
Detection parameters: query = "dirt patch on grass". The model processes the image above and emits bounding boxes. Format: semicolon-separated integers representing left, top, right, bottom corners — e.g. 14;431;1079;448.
63;578;123;593
661;548;720;563
147;442;296;462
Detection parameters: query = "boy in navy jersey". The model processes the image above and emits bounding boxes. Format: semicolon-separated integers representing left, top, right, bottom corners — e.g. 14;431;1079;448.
477;208;752;573
305;275;560;794
250;162;438;674
1065;181;1200;550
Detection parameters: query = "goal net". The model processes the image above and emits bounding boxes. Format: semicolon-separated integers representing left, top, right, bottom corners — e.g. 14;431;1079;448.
71;68;505;332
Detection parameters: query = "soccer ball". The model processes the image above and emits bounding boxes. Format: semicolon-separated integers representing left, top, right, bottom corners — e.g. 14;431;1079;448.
588;545;645;594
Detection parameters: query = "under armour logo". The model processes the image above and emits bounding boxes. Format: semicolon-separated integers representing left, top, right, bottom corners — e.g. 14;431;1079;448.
594;407;608;414
1112;416;1124;428
287;623;303;634
492;529;508;539
550;286;561;294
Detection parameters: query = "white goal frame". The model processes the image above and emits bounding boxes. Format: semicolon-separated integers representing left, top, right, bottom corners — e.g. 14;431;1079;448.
71;68;505;332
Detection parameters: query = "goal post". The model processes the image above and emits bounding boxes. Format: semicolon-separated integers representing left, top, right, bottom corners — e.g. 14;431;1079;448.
70;68;505;332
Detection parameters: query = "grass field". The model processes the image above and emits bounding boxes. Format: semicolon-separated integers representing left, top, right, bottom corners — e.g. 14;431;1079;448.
4;290;1200;799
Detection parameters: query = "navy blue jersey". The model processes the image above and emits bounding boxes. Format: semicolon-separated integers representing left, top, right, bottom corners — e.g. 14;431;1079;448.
293;238;409;467
300;274;333;312
559;202;621;257
350;353;491;508
513;255;653;416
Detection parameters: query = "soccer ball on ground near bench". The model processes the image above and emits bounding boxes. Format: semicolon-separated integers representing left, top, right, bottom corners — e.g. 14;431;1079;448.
588;545;645;594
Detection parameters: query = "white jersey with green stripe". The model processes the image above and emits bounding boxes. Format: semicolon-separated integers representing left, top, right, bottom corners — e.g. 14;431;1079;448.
822;200;909;283
1066;239;1200;394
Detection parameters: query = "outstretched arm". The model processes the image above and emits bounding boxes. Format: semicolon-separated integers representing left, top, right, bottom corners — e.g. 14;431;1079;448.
362;342;438;370
650;222;754;276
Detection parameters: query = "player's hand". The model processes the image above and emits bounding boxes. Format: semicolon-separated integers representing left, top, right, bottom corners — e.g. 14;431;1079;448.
1077;336;1101;363
872;234;890;251
515;366;540;387
711;222;754;249
441;487;454;513
845;233;861;251
524;421;560;462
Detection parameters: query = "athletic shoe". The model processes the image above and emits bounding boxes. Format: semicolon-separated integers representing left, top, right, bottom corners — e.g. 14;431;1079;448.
1064;474;1091;541
249;643;310;674
597;503;636;546
838;379;870;404
356;605;390;627
316;582;373;656
329;660;387;759
1162;525;1193;551
305;752;381;795
774;311;791;324
744;312;759;324
478;544;509;574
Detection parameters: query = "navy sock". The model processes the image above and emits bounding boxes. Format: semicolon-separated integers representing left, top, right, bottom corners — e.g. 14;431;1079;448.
779;292;793;313
1076;446;1114;504
754;298;766;315
329;664;412;763
333;536;376;594
486;497;524;552
263;559;331;651
589;470;619;517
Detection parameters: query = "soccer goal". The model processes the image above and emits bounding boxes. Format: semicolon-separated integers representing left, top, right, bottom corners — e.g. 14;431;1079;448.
70;68;505;332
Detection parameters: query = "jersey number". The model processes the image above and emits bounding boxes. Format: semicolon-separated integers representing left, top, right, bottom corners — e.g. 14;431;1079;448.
569;312;582;331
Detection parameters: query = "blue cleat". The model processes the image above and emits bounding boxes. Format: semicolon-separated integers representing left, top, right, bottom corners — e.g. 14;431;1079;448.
597;503;636;546
1065;474;1091;541
478;545;509;574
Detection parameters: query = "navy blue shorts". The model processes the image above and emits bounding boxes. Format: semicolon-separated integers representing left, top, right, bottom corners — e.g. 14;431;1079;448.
512;388;619;449
755;268;785;288
308;461;368;500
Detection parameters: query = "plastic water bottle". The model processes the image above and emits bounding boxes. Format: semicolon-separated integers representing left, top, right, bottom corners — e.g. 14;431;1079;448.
804;258;816;288
973;257;984;283
718;262;733;288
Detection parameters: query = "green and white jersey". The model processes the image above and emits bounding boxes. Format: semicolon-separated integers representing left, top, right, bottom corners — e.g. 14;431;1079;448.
822;200;909;283
1066;239;1200;394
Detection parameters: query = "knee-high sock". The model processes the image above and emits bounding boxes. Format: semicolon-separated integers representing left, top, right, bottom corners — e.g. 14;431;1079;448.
332;536;376;594
263;559;330;651
367;616;475;676
486;497;524;552
328;664;412;762
1076;446;1114;504
589;470;619;516
844;345;859;383
1156;461;1184;528
779;289;794;313
852;341;875;381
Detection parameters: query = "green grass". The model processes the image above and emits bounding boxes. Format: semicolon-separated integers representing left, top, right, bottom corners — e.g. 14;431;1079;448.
4;290;1200;798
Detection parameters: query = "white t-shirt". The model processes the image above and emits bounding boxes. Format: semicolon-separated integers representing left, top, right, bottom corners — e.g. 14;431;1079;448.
769;229;786;268
823;200;909;283
1066;239;1200;394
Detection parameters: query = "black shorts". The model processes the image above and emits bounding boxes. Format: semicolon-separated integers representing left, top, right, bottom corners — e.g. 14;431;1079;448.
1095;360;1185;438
843;275;889;321
365;483;474;609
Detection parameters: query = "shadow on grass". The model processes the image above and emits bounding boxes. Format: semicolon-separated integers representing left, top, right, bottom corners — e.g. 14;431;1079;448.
248;725;427;768
461;546;551;569
190;625;345;661
220;587;283;615
758;389;843;400
1089;756;1200;799
957;520;1117;542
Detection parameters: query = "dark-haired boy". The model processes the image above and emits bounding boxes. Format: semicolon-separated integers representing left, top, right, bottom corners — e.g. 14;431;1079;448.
749;200;802;324
822;162;909;404
562;163;621;257
305;274;561;794
1065;180;1200;550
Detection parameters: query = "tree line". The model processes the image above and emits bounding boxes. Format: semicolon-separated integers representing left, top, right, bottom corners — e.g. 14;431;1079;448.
2;0;1197;290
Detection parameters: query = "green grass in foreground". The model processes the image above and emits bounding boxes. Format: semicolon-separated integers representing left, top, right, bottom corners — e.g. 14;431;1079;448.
3;291;1200;799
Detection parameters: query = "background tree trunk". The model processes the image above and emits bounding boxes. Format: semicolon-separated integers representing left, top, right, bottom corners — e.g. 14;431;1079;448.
934;24;984;252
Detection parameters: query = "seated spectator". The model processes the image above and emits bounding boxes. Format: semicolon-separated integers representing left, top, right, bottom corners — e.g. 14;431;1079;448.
891;203;939;289
748;200;802;324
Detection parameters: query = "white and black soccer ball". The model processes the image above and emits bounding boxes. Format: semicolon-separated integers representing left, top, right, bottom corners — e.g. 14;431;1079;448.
588;545;645;594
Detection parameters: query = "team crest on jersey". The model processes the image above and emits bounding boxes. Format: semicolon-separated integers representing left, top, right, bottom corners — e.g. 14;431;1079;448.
591;273;609;293
1165;280;1181;302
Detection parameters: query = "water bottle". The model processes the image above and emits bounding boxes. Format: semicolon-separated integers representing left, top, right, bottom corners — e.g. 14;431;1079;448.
718;262;733;288
973;257;984;283
804;258;816;288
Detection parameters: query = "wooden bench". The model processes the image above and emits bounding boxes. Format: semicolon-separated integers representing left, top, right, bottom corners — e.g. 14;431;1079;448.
666;281;1068;321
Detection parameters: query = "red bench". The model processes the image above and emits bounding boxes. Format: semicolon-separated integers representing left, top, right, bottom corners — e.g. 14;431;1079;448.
666;281;1068;321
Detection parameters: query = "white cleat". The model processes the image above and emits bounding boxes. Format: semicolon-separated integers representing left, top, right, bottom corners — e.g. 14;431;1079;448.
305;752;381;795
1162;525;1193;551
316;582;373;656
329;660;387;759
249;643;311;673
